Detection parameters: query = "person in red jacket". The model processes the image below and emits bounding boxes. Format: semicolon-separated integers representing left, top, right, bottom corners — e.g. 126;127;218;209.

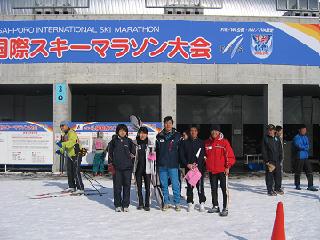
205;124;236;217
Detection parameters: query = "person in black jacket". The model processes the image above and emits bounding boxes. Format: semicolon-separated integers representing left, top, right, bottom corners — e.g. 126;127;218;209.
180;125;206;212
108;124;136;212
156;116;182;211
262;124;284;196
133;127;152;211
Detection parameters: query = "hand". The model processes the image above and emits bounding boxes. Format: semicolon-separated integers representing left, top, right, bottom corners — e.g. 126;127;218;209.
55;150;61;155
187;164;194;170
56;141;62;148
224;168;229;175
108;164;115;175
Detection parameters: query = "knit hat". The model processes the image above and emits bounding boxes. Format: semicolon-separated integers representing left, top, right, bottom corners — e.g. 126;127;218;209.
59;121;70;128
210;124;221;132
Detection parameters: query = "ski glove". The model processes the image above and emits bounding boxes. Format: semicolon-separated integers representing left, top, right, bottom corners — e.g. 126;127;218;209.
55;150;62;155
56;141;63;148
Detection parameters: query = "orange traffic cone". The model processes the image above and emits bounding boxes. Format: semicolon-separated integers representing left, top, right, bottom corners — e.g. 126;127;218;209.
271;202;286;240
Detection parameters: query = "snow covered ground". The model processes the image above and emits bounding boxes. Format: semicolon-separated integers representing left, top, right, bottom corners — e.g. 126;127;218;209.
0;174;319;240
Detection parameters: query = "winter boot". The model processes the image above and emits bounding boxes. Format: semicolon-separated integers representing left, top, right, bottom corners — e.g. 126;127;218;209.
162;204;169;211
187;203;194;212
208;206;220;213
115;207;122;212
268;191;277;196
72;189;84;195
199;203;205;212
307;186;318;191
175;205;181;212
123;207;129;212
220;208;228;217
275;189;284;195
144;206;150;211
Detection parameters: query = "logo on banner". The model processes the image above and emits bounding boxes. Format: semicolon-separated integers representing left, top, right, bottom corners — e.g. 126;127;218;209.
251;34;273;59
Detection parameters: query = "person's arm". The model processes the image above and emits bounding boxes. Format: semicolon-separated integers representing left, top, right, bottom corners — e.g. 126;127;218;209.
224;140;236;169
305;136;310;151
107;140;114;165
293;136;305;151
179;141;187;168
262;137;268;163
129;139;136;159
198;141;206;171
155;138;160;162
278;139;283;162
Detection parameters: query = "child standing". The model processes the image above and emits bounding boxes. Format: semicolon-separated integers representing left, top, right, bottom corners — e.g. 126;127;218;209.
92;131;106;176
108;124;136;212
180;126;206;212
133;127;153;211
205;125;236;217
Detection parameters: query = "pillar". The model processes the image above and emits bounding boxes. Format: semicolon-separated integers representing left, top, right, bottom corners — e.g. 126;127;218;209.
264;83;283;126
232;95;243;157
161;83;177;128
52;81;71;173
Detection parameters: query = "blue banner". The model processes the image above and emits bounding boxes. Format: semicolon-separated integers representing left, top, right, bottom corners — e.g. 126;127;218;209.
0;20;319;66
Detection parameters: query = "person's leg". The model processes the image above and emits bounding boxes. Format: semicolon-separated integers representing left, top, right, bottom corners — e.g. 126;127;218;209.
135;172;144;207
113;170;122;208
168;168;180;205
274;163;282;191
209;173;219;207
159;167;170;205
294;159;303;188
122;170;132;208
197;175;206;204
66;157;76;189
98;153;105;174
219;173;228;209
92;153;99;175
178;168;182;195
304;159;314;188
265;169;274;193
72;156;84;190
186;180;194;204
144;173;151;208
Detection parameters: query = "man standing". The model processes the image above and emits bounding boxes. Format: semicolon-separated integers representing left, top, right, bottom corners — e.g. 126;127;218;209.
180;125;206;212
293;125;318;191
56;121;84;195
262;124;283;196
205;125;236;217
156;116;182;211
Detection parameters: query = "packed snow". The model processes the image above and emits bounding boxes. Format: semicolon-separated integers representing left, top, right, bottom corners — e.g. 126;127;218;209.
0;173;319;240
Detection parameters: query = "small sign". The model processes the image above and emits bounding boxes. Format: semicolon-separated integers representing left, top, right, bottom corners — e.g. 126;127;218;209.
55;83;67;104
234;129;242;135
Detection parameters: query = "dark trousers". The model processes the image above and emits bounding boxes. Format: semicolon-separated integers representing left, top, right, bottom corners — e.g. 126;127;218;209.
113;169;132;208
135;172;151;207
186;173;206;204
67;155;84;190
209;172;227;209
265;162;282;193
294;159;314;187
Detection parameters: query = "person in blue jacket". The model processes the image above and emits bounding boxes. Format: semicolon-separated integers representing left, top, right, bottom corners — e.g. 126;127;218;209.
293;124;318;191
156;116;182;211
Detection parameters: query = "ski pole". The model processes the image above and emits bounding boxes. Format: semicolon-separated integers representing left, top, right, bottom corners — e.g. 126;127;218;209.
83;171;106;188
83;172;102;196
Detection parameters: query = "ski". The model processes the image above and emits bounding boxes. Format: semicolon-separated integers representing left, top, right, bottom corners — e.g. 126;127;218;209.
30;191;107;199
35;189;99;197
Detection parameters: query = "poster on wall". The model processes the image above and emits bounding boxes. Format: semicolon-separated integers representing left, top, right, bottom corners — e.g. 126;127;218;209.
70;122;161;165
0;122;53;165
0;20;319;66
